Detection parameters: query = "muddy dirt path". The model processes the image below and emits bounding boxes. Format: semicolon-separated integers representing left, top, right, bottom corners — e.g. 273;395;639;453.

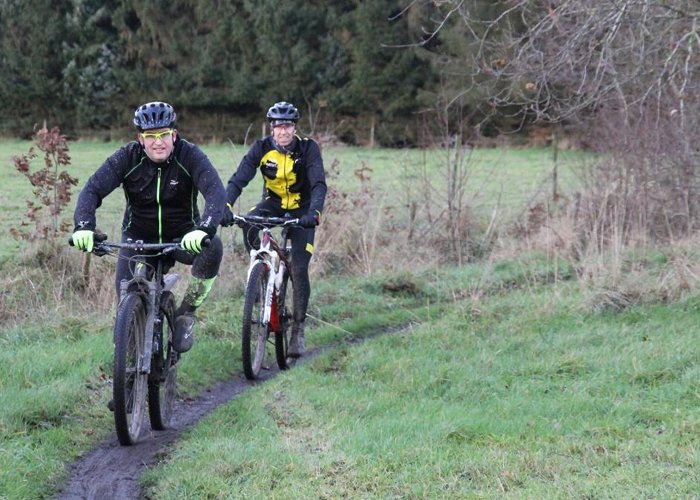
54;326;400;500
56;363;285;499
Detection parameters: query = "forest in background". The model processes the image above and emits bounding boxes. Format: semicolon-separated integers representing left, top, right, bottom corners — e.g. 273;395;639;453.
0;1;544;146
4;1;700;242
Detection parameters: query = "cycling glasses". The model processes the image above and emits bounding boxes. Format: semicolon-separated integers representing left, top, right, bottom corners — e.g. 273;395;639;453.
140;129;174;141
270;120;296;127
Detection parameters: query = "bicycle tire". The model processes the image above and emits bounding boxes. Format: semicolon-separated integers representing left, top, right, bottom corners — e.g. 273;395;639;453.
242;261;270;380
113;292;148;446
148;290;178;430
275;270;291;370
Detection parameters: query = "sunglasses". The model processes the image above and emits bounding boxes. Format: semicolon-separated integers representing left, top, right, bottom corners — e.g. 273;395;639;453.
140;129;174;141
271;122;295;129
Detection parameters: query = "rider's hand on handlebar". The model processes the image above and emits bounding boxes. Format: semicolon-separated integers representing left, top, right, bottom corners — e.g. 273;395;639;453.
72;229;95;252
221;206;235;227
181;229;209;253
298;212;320;228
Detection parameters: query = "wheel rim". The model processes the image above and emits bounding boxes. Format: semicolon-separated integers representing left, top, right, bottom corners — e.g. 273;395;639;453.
243;262;273;379
148;292;178;430
161;366;177;423
251;277;268;375
253;323;268;373
125;304;147;441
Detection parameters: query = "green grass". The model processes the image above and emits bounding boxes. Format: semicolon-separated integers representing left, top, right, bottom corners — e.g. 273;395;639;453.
0;138;583;259
3;245;699;497
3;140;656;498
142;281;700;498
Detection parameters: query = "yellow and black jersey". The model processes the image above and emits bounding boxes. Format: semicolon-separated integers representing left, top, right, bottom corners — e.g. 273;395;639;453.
225;135;327;216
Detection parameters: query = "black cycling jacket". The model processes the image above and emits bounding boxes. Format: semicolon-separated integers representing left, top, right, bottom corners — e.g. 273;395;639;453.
73;139;225;242
226;135;327;216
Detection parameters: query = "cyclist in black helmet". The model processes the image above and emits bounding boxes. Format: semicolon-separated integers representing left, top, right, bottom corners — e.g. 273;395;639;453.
72;101;226;356
222;100;327;357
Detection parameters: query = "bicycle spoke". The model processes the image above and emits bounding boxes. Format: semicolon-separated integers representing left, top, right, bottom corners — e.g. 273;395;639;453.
113;293;148;445
242;261;270;379
149;291;178;431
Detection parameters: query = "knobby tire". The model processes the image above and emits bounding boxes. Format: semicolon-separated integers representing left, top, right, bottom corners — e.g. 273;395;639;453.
113;293;148;446
148;290;178;430
242;261;270;380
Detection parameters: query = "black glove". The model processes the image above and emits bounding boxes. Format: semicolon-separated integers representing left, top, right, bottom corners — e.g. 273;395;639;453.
221;207;234;227
298;212;319;228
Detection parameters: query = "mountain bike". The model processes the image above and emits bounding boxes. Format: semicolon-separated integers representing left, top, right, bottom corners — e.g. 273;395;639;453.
231;214;300;380
71;234;193;445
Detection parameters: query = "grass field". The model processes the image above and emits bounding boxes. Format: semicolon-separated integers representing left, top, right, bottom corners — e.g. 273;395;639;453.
8;139;696;498
144;279;700;497
0;137;583;259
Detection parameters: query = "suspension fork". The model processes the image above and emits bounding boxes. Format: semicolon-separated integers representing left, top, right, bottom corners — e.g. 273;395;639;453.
248;242;280;329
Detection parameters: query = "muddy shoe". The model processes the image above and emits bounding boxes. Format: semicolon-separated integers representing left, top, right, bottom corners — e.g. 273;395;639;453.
173;313;195;353
288;323;306;358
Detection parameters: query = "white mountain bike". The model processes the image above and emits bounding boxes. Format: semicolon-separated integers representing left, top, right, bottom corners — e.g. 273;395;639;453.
231;214;301;380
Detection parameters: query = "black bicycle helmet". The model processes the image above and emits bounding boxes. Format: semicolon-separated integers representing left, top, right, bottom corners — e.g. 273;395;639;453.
133;101;177;130
266;101;299;123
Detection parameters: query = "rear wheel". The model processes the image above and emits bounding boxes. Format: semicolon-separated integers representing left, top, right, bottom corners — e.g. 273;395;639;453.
113;293;148;446
148;291;178;430
275;270;292;370
242;261;271;380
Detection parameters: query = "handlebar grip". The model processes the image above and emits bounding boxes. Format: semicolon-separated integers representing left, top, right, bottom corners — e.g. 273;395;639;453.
68;233;108;246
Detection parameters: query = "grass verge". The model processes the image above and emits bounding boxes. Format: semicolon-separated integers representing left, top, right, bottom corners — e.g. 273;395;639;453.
142;279;700;498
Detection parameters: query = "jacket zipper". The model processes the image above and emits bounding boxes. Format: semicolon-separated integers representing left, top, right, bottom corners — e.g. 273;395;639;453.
284;153;290;209
157;168;163;243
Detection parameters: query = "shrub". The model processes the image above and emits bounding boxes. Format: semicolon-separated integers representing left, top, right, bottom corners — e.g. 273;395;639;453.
11;124;78;242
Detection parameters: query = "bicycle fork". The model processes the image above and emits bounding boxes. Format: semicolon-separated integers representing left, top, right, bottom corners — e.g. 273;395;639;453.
248;251;285;333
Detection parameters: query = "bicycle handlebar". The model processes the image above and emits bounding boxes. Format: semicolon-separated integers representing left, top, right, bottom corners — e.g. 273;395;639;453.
231;214;301;228
68;234;210;253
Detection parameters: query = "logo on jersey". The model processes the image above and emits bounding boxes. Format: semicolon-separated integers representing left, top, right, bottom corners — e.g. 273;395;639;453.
262;160;278;179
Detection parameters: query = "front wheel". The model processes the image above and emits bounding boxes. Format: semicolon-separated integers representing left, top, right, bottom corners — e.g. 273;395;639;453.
113;293;148;446
148;291;178;430
242;261;271;380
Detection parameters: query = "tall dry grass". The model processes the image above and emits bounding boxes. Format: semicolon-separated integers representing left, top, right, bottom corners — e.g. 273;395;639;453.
5;125;700;329
0;242;115;326
313;143;499;278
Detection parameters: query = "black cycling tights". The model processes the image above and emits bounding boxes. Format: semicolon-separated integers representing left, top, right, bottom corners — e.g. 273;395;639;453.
288;227;313;323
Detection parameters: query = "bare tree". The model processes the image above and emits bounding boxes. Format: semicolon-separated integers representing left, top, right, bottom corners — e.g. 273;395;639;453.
403;1;700;125
399;1;700;242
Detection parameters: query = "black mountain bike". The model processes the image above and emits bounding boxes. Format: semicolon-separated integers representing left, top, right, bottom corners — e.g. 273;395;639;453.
231;214;300;380
71;235;187;445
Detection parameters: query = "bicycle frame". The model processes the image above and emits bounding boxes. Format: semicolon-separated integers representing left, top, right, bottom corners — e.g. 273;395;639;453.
247;228;288;332
232;214;299;378
238;215;296;331
76;236;184;444
113;243;180;375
